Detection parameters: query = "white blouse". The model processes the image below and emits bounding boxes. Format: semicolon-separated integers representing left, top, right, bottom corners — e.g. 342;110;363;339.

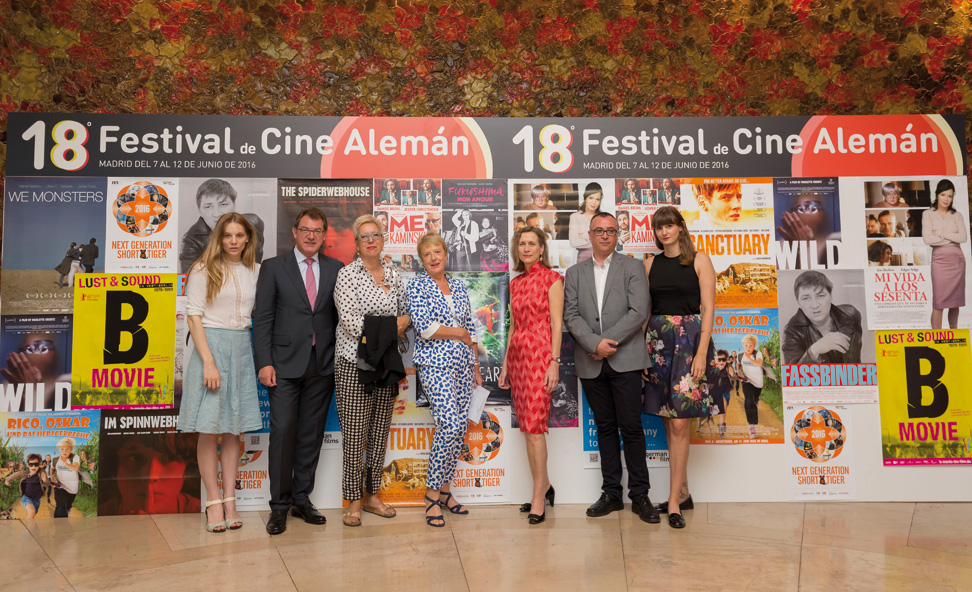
333;258;408;362
185;261;260;329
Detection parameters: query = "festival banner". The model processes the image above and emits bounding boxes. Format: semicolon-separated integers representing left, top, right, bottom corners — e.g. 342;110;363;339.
876;329;972;465
97;408;200;515
857;176;972;330
71;273;176;409
582;391;669;468
105;178;179;272
0;177;107;314
8;114;964;180
276;178;372;265
778;270;878;404
614;177;680;256
0;314;73;413
785;404;856;500
450;405;511;503
176;177;277;273
379;371;435;506
773;177;844;270
680;177;777;308
691;308;785;444
0;409;100;518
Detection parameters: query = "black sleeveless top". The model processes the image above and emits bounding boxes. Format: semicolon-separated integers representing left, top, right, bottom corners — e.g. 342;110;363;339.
648;252;702;315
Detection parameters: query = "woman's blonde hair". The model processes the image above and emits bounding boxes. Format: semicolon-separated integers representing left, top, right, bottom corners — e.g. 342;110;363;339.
652;206;696;266
190;212;257;304
353;214;382;238
416;232;448;259
510;226;551;272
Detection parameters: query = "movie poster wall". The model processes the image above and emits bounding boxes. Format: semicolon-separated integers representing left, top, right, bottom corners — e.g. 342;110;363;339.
2;112;969;514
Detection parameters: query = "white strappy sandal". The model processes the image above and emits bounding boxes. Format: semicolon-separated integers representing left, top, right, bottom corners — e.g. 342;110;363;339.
222;496;243;530
205;499;226;533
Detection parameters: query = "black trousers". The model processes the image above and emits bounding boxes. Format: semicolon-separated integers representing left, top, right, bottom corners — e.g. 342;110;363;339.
581;361;650;499
53;488;76;517
268;347;334;510
742;383;762;426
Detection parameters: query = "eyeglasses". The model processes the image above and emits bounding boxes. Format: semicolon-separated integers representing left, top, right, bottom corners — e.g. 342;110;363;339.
296;227;325;236
18;340;55;354
28;462;39;467
592;228;618;236
790;201;823;214
357;232;383;242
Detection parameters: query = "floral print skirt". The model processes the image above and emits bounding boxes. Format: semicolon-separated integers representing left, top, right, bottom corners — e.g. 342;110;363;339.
643;314;716;418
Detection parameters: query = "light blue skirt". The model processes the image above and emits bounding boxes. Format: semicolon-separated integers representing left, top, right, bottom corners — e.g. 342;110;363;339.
178;328;263;434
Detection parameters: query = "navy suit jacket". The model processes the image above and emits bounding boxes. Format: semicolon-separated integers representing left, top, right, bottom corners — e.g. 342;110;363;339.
253;252;343;378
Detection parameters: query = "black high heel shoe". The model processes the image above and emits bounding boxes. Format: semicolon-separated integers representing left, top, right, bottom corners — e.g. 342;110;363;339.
519;485;555;513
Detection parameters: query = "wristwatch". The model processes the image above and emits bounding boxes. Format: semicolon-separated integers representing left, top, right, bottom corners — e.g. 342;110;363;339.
552;357;561;364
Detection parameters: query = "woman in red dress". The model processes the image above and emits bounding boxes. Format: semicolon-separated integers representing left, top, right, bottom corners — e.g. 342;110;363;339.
498;226;564;524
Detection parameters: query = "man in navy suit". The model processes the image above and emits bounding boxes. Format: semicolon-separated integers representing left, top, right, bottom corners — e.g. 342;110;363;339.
254;207;343;535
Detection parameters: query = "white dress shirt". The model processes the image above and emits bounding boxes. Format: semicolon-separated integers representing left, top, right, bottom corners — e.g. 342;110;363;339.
592;252;614;326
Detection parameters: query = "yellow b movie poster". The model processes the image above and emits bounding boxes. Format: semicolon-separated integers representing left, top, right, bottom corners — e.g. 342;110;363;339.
71;273;177;409
876;329;972;465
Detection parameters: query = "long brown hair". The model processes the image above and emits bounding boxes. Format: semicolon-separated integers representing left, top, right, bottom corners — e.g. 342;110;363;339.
190;212;257;304
652;206;696;266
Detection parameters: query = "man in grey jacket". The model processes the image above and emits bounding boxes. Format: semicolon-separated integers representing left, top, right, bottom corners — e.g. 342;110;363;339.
564;212;658;523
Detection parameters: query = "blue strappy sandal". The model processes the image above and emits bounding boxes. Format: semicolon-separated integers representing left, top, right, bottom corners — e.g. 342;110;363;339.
440;491;469;515
424;494;445;528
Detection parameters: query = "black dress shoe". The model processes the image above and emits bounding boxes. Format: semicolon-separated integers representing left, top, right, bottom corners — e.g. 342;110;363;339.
291;503;327;525
655;495;695;514
668;512;687;529
586;492;624;517
528;512;545;525
631;493;661;524
266;509;288;535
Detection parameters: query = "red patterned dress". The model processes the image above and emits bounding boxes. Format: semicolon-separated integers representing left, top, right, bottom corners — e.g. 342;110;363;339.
508;263;562;434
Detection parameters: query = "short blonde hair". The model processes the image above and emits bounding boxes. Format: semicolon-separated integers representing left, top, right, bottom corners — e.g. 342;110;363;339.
741;334;758;347
510;227;551;272
57;437;76;451
353;214;382;238
417;233;448;259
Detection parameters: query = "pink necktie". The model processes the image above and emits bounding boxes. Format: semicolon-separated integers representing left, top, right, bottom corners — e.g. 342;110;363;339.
305;258;316;344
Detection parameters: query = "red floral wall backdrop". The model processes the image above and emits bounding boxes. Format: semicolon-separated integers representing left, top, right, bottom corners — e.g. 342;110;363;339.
0;0;969;203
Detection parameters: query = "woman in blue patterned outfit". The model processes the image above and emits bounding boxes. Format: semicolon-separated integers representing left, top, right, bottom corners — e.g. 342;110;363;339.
407;233;483;527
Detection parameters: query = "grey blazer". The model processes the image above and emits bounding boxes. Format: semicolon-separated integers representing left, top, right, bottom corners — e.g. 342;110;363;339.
564;254;650;379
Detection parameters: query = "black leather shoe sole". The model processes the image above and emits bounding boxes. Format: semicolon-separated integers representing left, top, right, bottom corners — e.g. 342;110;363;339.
291;506;327;525
586;498;624;517
668;512;687;529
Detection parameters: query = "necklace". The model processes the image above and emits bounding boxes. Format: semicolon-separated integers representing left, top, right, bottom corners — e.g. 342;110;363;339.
364;262;389;289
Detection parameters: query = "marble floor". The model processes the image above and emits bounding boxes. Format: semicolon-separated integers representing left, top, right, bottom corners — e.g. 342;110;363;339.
4;502;972;591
